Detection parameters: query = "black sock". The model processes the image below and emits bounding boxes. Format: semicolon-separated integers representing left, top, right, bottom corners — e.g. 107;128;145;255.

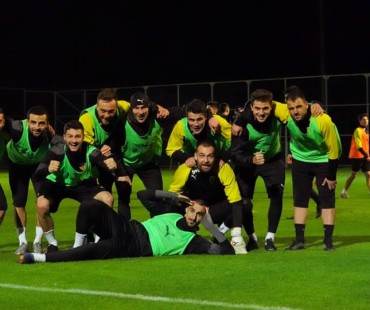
323;224;334;244
294;224;305;243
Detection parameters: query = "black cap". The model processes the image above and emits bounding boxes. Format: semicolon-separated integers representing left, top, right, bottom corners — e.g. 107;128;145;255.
130;92;150;108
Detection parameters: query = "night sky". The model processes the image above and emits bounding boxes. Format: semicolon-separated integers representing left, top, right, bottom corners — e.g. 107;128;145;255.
1;1;370;90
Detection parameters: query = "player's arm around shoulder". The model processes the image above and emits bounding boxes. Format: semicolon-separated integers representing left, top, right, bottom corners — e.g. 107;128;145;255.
272;101;290;124
168;163;191;194
117;100;130;113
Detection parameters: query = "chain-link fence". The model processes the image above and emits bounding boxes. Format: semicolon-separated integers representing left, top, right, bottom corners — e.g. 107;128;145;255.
1;73;369;167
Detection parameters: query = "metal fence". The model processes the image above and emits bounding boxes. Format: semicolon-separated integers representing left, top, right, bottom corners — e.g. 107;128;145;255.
1;73;369;167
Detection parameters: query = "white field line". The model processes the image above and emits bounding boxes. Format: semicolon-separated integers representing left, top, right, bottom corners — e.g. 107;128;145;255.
0;283;301;310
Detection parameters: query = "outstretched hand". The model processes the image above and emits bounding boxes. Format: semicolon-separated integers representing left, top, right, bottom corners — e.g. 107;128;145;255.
177;194;192;206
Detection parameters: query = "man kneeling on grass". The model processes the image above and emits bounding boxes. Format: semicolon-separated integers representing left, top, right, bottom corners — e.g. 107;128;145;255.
19;190;235;263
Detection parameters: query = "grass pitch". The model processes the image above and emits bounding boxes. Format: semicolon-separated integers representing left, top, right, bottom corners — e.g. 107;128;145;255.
0;167;369;309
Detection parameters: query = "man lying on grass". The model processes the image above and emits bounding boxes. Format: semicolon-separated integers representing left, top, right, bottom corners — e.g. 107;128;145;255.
19;190;235;263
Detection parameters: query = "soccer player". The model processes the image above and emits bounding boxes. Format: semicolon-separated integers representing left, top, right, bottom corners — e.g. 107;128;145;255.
166;98;231;168
341;113;370;198
79;88;132;218
231;89;324;250
231;89;287;251
32;120;126;253
4;106;54;254
284;87;341;251
118;92;187;219
169;140;248;254
79;88;168;219
19;190;235;263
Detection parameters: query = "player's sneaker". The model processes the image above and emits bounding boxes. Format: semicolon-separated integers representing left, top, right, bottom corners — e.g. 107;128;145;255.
15;243;28;255
46;244;59;253
341;191;349;198
323;241;335;251
19;252;35;264
246;238;259;251
230;237;248;254
33;242;43;254
285;240;305;251
264;238;277;251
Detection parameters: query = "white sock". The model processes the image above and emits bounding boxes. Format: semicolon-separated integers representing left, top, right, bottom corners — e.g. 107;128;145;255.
231;227;242;238
218;223;230;234
16;227;27;245
33;253;46;262
249;233;258;242
94;235;100;243
34;226;44;244
73;232;87;248
341;188;347;194
44;230;58;246
265;232;275;241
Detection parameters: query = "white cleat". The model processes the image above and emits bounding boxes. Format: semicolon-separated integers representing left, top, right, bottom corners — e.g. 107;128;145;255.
230;237;248;254
341;192;349;198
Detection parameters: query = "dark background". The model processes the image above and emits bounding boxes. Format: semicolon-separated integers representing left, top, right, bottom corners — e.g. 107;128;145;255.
1;0;370;90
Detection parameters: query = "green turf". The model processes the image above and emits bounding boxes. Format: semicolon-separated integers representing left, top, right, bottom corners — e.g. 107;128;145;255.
0;167;369;310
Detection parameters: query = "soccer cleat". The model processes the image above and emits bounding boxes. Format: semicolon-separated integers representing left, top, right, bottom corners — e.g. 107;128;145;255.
264;238;277;251
286;215;294;220
341;192;349;198
46;244;59;253
285;240;306;251
19;252;35;264
230;237;248;254
15;243;28;255
323;241;335;251
246;238;259;251
33;242;43;254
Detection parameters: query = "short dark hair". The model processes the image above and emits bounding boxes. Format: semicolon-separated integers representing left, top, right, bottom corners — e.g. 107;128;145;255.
63;120;84;134
97;88;118;102
27;106;48;120
193;199;206;206
250;89;273;104
186;99;207;115
358;113;368;121
196;139;217;151
0;107;4;115
284;87;306;102
284;85;300;98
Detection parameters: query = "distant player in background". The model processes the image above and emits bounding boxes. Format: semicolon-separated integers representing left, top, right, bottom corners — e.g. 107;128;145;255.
341;113;370;198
